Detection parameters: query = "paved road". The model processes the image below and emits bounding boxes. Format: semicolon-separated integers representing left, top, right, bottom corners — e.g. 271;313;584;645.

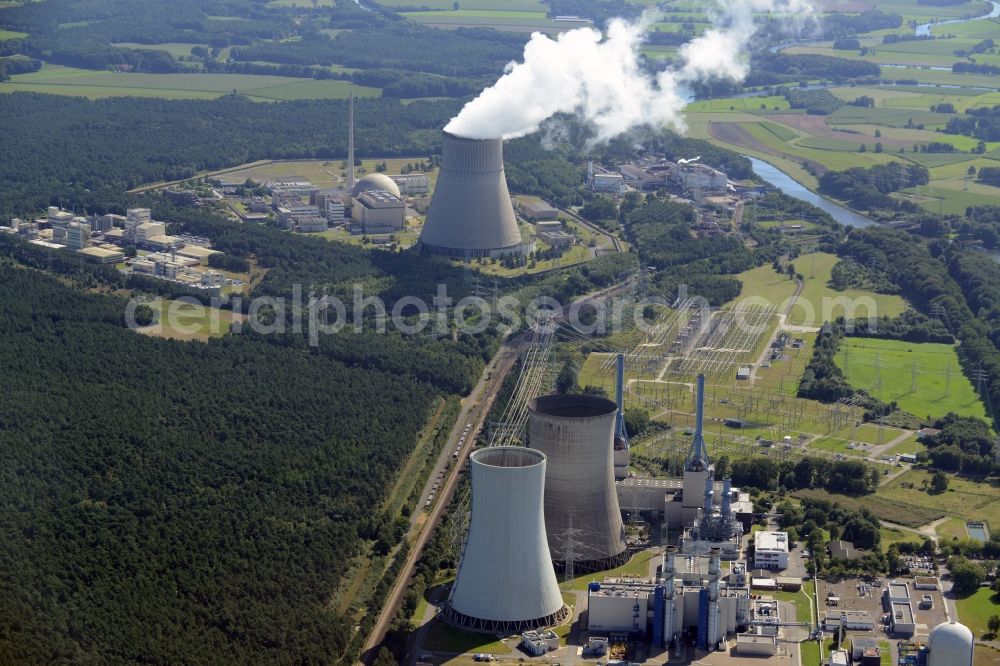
358;337;523;665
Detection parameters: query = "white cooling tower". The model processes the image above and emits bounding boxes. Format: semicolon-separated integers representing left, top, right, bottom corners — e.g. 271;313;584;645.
443;447;568;632
419;131;524;258
927;621;974;666
528;394;628;572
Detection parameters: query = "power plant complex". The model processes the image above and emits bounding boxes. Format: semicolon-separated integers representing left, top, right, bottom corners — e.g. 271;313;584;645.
442;369;759;656
419;131;528;258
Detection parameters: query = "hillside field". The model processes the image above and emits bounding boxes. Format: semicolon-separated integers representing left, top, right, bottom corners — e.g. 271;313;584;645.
836;337;987;420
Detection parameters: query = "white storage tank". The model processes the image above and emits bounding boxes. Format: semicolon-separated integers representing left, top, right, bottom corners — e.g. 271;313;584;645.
927;620;974;666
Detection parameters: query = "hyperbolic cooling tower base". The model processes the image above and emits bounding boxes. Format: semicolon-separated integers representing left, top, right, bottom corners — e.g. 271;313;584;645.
553;550;631;575
440;603;570;634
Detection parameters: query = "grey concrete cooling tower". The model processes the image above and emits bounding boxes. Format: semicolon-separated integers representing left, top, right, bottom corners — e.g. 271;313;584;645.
443;447;568;632
419;131;524;258
528;394;628;572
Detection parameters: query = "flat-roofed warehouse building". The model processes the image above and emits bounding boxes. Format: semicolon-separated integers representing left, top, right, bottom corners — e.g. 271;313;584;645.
77;246;125;264
354;189;405;234
753;531;789;570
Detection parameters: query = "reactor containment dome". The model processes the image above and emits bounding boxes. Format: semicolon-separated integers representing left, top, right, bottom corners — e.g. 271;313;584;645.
927;620;974;666
352;173;401;198
443;447;569;632
419;131;525;258
528;394;628;572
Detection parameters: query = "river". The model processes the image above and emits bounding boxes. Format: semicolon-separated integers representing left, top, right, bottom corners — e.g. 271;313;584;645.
915;0;1000;36
746;156;878;228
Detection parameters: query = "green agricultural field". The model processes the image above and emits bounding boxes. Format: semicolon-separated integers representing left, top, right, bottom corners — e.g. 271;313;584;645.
787;252;908;327
956;588;1000;640
0;64;380;100
686;96;791;113
836;338;986;420
0;28;26;40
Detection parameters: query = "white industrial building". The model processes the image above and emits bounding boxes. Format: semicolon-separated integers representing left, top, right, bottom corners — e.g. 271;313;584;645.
753;531;789;570
672;160;728;191
390;174;431;195
65;221;91;250
353;189;405;234
586;545;750;653
889;602;916;637
442;447;568;632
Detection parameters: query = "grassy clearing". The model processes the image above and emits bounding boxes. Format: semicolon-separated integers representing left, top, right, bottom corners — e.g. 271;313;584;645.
0;63;380;100
422;619;512;654
888;469;1000;528
218;157;436;191
793;487;944;528
880;524;920;552
936;516;969;541
729;262;800;307
956;587;1000;639
136;299;241;342
560;549;655;592
787;252;908;327
0;28;26;40
836;338;987;420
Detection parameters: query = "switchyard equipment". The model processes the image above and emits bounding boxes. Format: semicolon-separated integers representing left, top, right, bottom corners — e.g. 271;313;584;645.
419;132;525;258
442;447;568;632
528;394;628;572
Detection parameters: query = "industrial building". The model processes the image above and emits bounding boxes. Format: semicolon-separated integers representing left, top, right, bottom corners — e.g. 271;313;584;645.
587;162;626;194
390;174;431;195
527;394;627;572
614;374;753;543
419;132;526;258
352;189;405;234
442;447;568;632
672;160;728;191
65;221;91;250
585;546;751;653
753;531;789;570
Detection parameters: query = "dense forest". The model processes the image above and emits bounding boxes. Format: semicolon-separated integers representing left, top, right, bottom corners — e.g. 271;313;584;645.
0;92;462;215
944;104;1000;141
0;262;442;664
818;162;929;210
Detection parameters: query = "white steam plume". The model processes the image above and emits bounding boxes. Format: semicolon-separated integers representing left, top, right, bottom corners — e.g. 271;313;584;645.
444;0;812;142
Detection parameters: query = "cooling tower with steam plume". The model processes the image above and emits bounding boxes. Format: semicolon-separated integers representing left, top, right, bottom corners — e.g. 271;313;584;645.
419;131;524;258
443;447;568;632
528;394;628;572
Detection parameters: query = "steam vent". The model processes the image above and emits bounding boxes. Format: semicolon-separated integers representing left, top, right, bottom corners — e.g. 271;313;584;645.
443;447;569;632
419;131;525;258
528;394;628;572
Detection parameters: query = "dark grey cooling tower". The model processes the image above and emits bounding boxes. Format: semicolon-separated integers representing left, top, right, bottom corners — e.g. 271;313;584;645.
528;394;628;573
419;131;523;258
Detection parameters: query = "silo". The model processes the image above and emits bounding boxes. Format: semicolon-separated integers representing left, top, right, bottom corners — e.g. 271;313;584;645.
443;447;568;632
927;621;974;666
528;394;628;572
419;131;524;258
